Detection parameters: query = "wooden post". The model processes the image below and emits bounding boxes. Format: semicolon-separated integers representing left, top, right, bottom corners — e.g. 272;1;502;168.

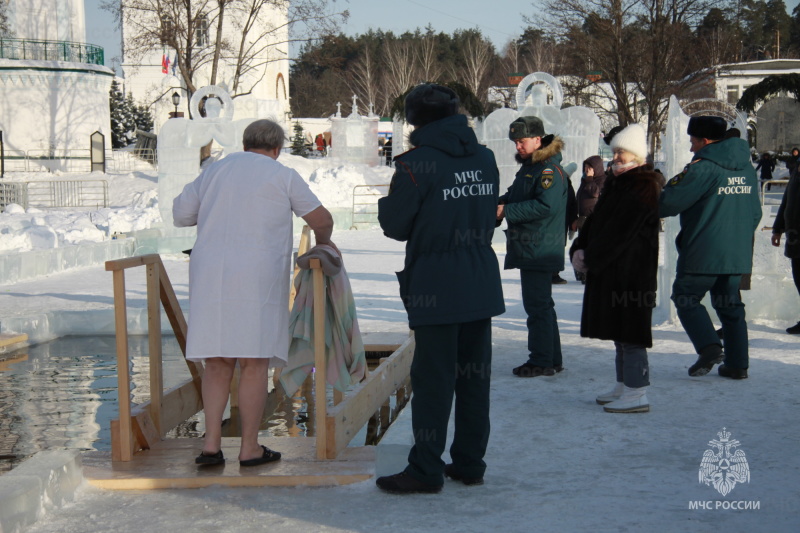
276;225;312;388
112;270;133;461
310;258;327;460
146;261;163;436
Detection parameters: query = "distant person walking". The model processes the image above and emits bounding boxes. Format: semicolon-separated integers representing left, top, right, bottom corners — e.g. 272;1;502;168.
173;119;335;467
498;116;567;378
772;162;800;334
756;152;776;191
570;124;662;413
659;116;761;380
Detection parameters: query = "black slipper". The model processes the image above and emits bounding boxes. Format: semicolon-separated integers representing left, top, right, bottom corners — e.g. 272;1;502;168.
195;450;225;466
239;445;281;467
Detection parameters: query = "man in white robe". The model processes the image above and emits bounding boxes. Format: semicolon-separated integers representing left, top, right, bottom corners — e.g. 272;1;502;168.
173;119;334;466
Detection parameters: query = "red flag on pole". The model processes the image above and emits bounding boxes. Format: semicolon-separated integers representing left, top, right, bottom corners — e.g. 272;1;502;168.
161;54;169;74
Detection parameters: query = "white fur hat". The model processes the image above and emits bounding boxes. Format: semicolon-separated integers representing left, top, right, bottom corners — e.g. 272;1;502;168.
610;124;648;161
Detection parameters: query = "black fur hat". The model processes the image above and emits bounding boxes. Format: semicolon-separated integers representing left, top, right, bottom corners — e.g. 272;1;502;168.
603;125;624;146
687;116;727;141
405;84;460;127
508;116;547;140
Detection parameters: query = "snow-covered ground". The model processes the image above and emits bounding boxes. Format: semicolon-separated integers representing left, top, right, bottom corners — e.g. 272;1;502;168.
2;157;800;532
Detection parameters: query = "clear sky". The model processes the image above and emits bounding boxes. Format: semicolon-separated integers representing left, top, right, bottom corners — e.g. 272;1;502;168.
85;0;800;74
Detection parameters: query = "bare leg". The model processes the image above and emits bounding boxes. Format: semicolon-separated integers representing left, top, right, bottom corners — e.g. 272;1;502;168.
237;358;270;461
201;357;236;454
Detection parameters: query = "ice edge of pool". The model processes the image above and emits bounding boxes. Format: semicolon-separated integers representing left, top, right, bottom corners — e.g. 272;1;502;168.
0;450;83;532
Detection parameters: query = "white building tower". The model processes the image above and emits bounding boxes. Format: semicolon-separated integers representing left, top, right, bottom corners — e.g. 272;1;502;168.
0;0;114;154
121;2;290;134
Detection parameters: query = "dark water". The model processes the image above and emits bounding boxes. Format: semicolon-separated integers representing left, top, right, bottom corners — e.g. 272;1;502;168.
0;336;404;471
0;336;193;470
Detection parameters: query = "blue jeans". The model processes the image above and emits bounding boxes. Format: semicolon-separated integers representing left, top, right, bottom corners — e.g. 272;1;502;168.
671;273;749;369
614;342;649;388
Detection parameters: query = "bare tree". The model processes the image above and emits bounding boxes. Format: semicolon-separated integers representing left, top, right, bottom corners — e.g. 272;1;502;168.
0;0;11;37
347;42;384;114
453;31;494;103
414;31;438;82
536;0;716;144
382;37;418;108
226;0;348;97
106;0;347;106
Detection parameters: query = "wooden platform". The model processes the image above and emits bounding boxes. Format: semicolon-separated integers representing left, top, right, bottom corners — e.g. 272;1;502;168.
82;437;375;490
0;333;28;356
362;331;409;353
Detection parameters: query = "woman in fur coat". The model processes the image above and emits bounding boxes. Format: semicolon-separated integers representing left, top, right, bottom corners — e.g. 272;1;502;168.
570;124;662;413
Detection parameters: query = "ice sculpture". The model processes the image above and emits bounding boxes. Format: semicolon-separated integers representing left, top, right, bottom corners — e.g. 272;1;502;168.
157;85;258;251
478;73;601;194
329;95;380;167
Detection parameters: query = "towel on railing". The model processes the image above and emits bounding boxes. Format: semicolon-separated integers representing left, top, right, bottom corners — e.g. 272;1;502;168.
280;245;367;396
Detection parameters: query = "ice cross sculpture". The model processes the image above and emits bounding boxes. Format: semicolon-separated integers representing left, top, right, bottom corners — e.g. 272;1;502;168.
329;94;379;166
157;85;256;234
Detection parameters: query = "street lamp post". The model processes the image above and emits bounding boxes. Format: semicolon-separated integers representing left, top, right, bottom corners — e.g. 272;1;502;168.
171;92;180;118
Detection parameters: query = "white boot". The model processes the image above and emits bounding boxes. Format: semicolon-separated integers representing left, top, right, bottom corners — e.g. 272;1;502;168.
603;386;649;413
595;382;624;405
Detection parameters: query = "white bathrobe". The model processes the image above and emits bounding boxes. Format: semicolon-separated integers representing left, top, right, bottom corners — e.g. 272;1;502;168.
172;151;321;363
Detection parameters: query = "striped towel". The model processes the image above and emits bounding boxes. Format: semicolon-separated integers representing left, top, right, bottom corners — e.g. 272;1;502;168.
280;245;366;396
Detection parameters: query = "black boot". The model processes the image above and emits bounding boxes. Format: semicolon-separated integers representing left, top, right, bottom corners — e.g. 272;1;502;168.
376;472;442;494
688;345;724;377
718;364;748;380
513;362;555;377
444;464;484;486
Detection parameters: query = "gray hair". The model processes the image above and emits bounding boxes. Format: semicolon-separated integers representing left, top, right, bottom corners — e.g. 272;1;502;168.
243;119;285;151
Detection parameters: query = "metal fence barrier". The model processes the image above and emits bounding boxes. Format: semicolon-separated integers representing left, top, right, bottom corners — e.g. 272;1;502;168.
351;184;389;229
761;179;788;207
1;149;157;173
0;180;108;210
0;38;104;65
107;148;157;172
0;182;27;209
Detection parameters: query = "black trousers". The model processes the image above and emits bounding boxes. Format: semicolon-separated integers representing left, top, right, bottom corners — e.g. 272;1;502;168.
404;318;492;486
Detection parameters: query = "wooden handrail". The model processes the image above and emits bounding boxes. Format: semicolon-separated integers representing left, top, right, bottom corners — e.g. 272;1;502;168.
106;253;202;461
107;234;415;464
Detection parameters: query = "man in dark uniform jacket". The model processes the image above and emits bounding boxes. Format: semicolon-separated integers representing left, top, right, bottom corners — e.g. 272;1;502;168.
772;161;800;334
375;83;505;494
497;116;568;377
659;116;761;380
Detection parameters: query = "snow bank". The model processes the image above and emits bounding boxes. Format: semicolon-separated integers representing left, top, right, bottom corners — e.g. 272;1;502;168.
0;157;393;255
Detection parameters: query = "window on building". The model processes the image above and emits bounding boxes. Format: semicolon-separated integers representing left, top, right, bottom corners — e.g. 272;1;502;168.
727;86;739;105
160;15;174;44
195;14;210;47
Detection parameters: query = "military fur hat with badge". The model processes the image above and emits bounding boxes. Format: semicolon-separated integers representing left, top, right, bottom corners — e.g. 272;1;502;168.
508;116;557;164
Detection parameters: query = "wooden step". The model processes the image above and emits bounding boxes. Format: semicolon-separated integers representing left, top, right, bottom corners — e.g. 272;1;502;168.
82;437;375;490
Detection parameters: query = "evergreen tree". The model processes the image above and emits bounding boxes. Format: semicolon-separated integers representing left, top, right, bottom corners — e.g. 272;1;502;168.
290;122;309;157
109;80;130;148
133;101;154;133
